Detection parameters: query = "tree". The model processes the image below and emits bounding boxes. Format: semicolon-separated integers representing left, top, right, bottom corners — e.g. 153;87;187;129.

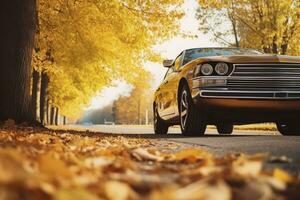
0;1;37;122
196;0;240;47
113;69;154;125
32;0;184;121
197;0;300;54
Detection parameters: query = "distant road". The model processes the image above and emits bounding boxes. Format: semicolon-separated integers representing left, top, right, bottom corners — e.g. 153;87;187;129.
55;124;300;174
63;124;279;135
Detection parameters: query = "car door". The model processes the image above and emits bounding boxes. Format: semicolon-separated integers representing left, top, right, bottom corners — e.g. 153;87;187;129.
160;53;183;118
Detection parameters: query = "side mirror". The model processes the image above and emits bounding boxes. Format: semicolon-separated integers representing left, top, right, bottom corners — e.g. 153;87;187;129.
163;60;173;68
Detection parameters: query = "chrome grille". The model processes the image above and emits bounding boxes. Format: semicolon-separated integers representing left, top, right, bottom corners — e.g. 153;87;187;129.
228;64;300;90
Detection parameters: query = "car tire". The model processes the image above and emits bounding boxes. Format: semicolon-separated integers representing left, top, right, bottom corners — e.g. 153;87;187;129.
153;104;169;135
216;124;233;134
179;84;207;136
276;123;300;136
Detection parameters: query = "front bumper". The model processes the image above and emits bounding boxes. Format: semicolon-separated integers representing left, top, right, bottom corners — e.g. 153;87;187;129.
191;77;300;124
192;77;300;99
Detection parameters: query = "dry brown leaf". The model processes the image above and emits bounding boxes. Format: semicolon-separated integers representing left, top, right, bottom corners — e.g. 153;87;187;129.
170;149;212;164
234;180;277;200
149;180;231;200
54;188;101;200
232;155;263;177
273;168;293;183
104;181;138;200
38;153;72;179
0;149;27;183
84;157;113;168
131;148;164;162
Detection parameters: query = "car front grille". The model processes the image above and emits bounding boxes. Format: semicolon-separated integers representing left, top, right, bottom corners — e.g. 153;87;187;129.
228;64;300;90
200;63;300;99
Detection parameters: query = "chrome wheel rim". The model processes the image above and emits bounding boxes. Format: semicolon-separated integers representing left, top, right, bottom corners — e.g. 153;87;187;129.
180;90;188;129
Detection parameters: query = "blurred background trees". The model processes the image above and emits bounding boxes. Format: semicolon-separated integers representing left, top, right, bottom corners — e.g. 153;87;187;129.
30;0;184;125
197;0;300;55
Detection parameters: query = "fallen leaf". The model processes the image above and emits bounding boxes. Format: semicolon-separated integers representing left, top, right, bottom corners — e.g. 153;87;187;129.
38;153;72;179
0;149;27;183
234;180;275;200
131;148;164;162
54;188;101;200
273;168;293;183
84;157;113;168
104;181;138;200
170;149;212;164
149;180;231;200
232;154;263;177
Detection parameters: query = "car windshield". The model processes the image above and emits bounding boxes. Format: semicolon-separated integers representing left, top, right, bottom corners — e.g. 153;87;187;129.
182;48;262;65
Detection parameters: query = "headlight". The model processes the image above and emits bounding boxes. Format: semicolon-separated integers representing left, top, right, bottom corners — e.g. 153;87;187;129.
215;62;229;75
201;64;214;76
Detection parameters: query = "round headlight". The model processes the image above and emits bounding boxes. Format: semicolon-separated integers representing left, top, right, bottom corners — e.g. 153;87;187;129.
201;63;214;76
215;63;229;75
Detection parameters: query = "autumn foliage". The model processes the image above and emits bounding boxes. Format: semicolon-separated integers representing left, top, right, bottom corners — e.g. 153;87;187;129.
0;126;299;199
32;0;184;122
197;0;300;54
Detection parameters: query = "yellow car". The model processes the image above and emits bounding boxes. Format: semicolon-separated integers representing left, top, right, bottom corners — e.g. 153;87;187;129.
153;48;300;136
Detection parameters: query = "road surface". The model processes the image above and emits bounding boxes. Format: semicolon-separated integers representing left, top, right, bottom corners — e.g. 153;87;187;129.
59;125;300;174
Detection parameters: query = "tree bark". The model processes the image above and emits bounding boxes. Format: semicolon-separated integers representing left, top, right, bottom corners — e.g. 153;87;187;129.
45;98;50;124
272;35;278;54
55;107;59;125
40;71;49;125
46;99;50;125
31;69;41;122
63;116;66;125
0;0;37;122
50;106;55;125
137;97;141;125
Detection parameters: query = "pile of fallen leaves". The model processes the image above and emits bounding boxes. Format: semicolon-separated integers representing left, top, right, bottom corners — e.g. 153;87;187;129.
0;126;299;200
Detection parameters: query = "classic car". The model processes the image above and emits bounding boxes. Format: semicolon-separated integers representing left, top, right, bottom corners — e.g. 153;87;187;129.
153;48;300;136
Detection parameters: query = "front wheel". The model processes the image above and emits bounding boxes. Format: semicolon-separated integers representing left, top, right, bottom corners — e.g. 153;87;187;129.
153;104;169;135
216;124;233;135
179;85;207;136
276;123;300;136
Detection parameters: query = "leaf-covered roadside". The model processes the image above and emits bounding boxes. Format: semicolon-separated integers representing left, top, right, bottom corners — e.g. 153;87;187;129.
0;127;299;200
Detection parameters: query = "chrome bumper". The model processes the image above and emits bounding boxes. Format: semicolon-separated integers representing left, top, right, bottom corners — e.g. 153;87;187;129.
192;77;300;99
199;89;300;99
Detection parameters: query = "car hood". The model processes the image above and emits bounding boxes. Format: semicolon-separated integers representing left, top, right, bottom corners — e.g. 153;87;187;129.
196;54;300;64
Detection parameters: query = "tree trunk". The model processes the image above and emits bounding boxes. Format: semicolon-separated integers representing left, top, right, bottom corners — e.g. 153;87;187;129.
137;98;141;125
0;0;37;122
63;116;66;125
272;35;278;54
46;99;50;125
55;107;59;125
40;71;49;125
281;44;288;55
50;106;55;125
31;69;41;122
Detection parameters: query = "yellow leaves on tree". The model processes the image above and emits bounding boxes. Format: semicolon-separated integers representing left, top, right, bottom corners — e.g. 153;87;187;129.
113;69;154;125
34;0;184;119
197;0;300;55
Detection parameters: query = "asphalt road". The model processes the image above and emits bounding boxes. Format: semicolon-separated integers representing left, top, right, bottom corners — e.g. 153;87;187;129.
63;125;300;174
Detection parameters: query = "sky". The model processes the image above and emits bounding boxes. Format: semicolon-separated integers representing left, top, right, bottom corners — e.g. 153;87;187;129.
87;0;220;110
